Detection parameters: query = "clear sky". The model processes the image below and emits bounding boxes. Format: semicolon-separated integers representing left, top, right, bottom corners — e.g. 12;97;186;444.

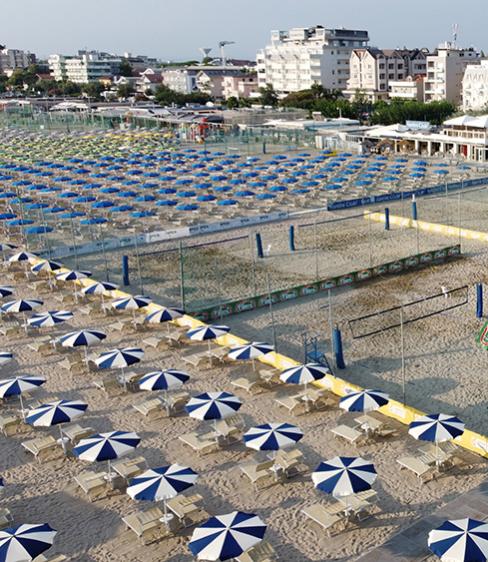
3;0;486;61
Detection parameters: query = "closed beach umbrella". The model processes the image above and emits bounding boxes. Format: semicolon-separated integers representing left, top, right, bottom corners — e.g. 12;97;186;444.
26;399;88;452
127;464;198;527
0;375;45;416
312;456;377;498
428;518;488;562
339;389;389;413
188;511;267;561
409;413;465;465
73;430;141;482
0;523;57;561
227;342;273;371
243;423;303;456
28;310;73;329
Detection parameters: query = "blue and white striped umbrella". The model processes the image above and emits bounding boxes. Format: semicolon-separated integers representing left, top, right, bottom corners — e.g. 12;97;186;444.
94;347;144;370
0;243;16;253
111;295;151;311
280;363;329;386
28;310;73;328
82;281;118;296
227;342;273;362
0;352;13;366
312;456;377;497
60;329;106;348
0;376;45;405
243;423;303;452
340;389;389;413
1;299;43;314
73;431;141;464
139;369;190;392
8;251;35;263
30;260;62;274
145;306;184;326
187;324;230;342
0;523;57;561
185;392;242;421
409;414;465;443
0;287;14;299
188;511;267;561
428;518;488;562
127;464;198;501
55;270;92;282
26;400;88;427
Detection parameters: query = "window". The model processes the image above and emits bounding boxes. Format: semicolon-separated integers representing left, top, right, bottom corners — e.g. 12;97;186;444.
379;63;385;69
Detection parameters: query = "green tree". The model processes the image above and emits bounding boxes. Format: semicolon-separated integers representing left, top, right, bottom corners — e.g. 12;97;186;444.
80;81;106;100
259;84;278;107
117;83;135;99
155;84;212;107
226;96;239;109
118;59;133;77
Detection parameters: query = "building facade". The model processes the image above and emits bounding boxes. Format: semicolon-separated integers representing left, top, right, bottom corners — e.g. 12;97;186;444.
462;60;488;111
0;49;35;74
424;44;480;105
161;68;199;94
256;26;369;95
221;73;259;99
48;51;121;83
389;75;425;101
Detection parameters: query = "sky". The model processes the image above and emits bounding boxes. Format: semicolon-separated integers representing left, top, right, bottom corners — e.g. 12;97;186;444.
3;0;487;61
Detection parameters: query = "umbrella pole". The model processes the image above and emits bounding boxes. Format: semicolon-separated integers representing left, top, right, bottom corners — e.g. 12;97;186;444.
23;312;27;333
59;424;67;454
107;459;112;484
122;367;127;392
19;393;25;419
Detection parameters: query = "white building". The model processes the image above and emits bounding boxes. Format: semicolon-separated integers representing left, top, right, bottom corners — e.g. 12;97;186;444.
424;43;480;105
462;60;488;111
389;75;425;101
222;73;259;99
0;49;34;74
48;51;121;83
161;68;199;94
256;25;369;95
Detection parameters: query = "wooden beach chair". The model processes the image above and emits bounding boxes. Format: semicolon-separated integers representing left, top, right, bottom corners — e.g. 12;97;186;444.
21;435;63;462
0;508;13;530
165;390;190;415
214;419;241;444
235;541;278;562
179;432;219;455
142;335;166;350
61;424;94;445
397;456;437;482
122;507;174;545
0;413;23;436
240;460;275;490
133;397;165;419
74;471;109;502
112;456;147;480
167;493;208;528
301;503;348;537
181;351;211;368
93;376;121;396
330;424;364;444
274;395;306;416
231;374;263;394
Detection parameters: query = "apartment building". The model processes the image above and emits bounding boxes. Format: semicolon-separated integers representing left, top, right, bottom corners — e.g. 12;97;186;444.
462;60;488;111
0;49;35;74
345;48;406;101
256;25;369;95
424;43;480;105
48;51;122;83
389;75;425;101
161;68;199;94
222;73;259;99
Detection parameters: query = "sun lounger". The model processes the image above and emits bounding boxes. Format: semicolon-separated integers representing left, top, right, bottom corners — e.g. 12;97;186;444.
274;395;306;416
330;424;364;444
35;555;68;562
21;435;63;462
397;456;437;482
0;413;22;436
231;375;263;394
74;471;109;502
112;456;147;480
179;432;220;455
61;424;94;445
27;340;54;354
337;491;378;521
302;503;348;537
181;351;211;368
122;507;174;544
167;493;208;527
0;508;13;530
142;336;166;350
240;460;275;490
133;397;165;419
235;541;278;562
93;376;121;396
214;420;240;444
164;390;190;415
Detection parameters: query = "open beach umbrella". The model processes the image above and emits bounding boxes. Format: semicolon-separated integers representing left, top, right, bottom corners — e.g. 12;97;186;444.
139;369;190;397
1;299;43;332
0;287;14;299
409;413;465;465
186;392;241;423
111;294;151;322
55;270;92;301
0;375;46;416
8;251;35;265
312;456;377;510
81;281;118;306
0;523;57;561
26;399;88;452
339;389;389;413
227;342;273;371
280;363;329;390
0;352;13;366
73;430;141;482
243;423;303;457
188;511;267;561
60;329;107;363
30;260;62;288
27;310;73;329
428;518;488;562
127;464;198;527
187;324;230;352
94;347;144;390
145;306;184;332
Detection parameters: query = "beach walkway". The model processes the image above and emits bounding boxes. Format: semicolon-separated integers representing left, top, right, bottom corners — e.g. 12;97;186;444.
357;480;488;561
